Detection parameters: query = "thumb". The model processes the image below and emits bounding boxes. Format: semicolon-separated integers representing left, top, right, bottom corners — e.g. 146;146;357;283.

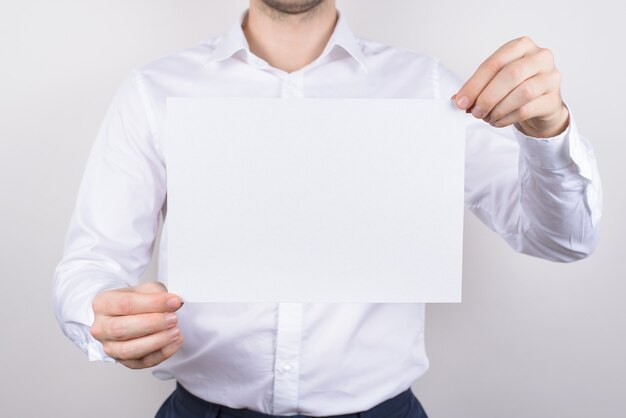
133;281;184;311
134;281;168;294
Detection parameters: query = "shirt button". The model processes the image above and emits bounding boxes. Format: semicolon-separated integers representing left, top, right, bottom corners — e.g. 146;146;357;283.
281;364;293;374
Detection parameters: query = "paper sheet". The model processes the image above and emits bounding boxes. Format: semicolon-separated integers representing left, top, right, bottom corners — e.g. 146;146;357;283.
165;98;466;302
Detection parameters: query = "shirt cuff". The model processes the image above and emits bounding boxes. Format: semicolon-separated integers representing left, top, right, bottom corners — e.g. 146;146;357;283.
513;110;593;181
65;321;117;363
87;341;117;363
55;276;126;363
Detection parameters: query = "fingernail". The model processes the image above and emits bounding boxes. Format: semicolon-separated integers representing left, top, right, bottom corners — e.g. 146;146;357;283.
168;328;181;339
165;313;177;327
167;297;180;310
456;96;470;109
471;106;484;119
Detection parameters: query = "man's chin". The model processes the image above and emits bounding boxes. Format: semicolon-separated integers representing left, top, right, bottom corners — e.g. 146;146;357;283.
260;0;325;15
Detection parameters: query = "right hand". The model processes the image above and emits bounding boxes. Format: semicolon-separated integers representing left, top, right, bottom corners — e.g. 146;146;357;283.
90;281;184;369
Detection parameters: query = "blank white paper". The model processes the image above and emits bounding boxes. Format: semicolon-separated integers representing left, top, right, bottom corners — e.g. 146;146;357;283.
165;98;466;303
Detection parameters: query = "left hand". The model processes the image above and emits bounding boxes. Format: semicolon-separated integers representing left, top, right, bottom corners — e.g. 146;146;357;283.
453;36;570;138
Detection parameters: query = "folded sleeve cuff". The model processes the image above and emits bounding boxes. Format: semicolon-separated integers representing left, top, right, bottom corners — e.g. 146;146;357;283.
513;110;593;182
64;321;117;363
87;340;117;363
54;272;126;363
514;116;572;170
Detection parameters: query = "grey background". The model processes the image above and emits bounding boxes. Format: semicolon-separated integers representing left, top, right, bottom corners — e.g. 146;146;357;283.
1;0;624;417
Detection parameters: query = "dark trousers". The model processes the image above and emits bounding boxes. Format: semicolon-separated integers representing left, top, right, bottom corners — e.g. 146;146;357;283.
156;382;429;418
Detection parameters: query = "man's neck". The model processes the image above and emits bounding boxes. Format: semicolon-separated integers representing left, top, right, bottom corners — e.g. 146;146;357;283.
243;0;338;73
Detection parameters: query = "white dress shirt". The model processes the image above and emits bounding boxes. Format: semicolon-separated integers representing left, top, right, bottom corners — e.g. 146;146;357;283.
53;8;602;416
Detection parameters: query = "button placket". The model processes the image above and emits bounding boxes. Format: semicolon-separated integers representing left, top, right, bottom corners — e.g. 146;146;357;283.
272;71;305;416
280;73;304;98
272;302;303;415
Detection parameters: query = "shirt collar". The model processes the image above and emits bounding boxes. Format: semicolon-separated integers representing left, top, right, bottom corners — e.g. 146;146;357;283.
203;8;368;73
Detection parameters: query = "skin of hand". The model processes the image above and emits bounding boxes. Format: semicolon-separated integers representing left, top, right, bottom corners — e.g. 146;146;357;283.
89;281;184;369
453;36;570;138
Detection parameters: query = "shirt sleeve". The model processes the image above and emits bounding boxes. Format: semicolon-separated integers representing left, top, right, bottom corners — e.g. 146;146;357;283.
436;60;602;262
53;69;166;361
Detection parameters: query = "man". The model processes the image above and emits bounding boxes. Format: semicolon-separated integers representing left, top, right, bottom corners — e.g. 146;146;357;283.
53;0;602;417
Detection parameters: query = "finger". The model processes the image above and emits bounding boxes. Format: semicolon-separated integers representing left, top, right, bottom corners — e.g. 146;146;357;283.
471;50;554;119
92;289;183;316
455;36;539;110
132;281;168;294
100;311;178;341
103;327;181;361
484;72;560;124
118;337;184;370
489;93;560;128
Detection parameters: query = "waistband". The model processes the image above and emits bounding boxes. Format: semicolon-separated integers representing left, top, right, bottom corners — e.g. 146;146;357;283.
174;382;414;418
